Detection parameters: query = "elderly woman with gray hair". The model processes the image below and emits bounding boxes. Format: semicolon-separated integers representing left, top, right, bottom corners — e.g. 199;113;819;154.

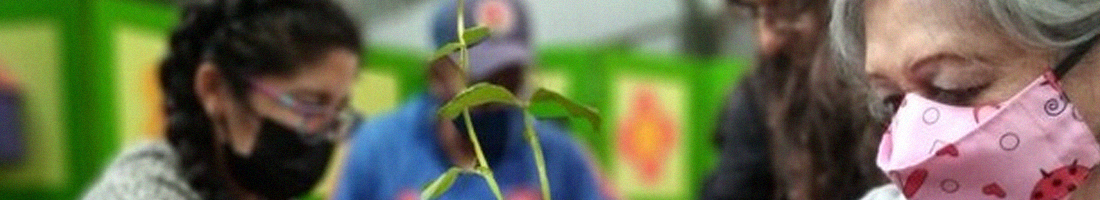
829;0;1100;199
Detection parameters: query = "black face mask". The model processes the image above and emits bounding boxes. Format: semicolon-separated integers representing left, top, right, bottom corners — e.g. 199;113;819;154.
451;108;521;164
223;117;334;199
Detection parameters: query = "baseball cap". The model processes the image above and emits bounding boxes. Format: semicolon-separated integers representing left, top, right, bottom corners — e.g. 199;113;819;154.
431;0;531;81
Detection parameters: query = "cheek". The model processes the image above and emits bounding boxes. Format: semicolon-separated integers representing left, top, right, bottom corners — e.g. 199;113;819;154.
1072;98;1100;137
221;100;261;154
968;58;1047;105
324;64;360;97
1060;57;1100;135
1065;84;1100;135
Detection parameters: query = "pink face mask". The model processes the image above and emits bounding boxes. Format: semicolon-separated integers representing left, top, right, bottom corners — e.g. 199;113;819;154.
878;71;1100;199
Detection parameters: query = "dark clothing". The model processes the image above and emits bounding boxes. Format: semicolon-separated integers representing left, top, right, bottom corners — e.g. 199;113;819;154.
701;77;776;200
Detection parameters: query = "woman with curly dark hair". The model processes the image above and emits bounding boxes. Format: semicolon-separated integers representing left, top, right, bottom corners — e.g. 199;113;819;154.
82;0;363;199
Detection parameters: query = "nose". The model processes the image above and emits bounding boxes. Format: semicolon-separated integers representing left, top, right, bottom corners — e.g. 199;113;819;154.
757;22;789;57
868;77;906;121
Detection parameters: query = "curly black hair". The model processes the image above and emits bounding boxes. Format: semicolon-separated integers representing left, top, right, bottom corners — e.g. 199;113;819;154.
158;0;362;198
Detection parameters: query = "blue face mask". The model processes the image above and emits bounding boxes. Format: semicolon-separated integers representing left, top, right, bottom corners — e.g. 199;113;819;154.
452;107;521;164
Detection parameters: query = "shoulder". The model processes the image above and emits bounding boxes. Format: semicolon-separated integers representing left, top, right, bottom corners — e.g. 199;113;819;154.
530;121;614;199
531;121;580;154
723;77;765;121
344;97;433;168
354;94;434;143
82;142;199;200
531;121;597;170
350;104;422;151
713;76;769;147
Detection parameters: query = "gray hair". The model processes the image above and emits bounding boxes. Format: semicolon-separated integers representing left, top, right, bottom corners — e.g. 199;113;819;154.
829;0;1100;66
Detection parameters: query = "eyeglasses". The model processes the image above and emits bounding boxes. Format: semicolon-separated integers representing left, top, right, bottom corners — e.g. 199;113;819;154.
247;79;363;143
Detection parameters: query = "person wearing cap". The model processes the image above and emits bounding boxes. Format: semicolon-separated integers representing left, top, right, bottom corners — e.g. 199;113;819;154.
333;0;609;199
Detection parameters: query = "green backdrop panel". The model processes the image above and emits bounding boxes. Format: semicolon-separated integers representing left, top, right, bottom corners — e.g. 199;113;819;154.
0;19;68;191
0;1;751;198
0;0;79;199
597;50;748;200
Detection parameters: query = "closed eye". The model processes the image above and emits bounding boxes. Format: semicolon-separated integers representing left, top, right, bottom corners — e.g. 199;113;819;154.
927;83;989;106
909;54;995;106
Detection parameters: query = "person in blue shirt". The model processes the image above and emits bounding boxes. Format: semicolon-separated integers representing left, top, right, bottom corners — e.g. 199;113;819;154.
334;0;610;199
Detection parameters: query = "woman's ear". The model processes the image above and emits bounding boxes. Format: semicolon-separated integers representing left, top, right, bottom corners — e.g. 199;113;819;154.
194;62;225;117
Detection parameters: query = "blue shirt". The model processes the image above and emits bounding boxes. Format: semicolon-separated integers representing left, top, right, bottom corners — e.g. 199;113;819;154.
335;94;607;200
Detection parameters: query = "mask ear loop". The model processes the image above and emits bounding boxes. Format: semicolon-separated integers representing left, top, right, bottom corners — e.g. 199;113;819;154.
1053;36;1100;79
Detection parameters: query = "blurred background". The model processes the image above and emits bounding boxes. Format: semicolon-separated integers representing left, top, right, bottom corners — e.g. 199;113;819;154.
0;0;757;199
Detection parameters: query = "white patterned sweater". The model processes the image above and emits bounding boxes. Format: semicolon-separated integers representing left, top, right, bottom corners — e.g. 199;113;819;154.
82;142;201;200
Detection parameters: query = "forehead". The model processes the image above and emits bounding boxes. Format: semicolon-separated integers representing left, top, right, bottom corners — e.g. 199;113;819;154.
863;0;999;47
862;0;1019;77
865;0;987;22
260;49;360;93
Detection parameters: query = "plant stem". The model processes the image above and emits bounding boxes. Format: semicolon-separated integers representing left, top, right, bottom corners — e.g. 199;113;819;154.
462;110;490;170
478;167;505;200
456;0;469;74
456;0;503;199
523;112;552;200
462;110;504;200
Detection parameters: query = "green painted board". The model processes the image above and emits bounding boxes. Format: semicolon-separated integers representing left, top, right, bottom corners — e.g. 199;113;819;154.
597;49;748;199
0;0;82;199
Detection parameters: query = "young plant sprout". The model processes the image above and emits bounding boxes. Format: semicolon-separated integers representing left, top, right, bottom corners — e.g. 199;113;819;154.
419;1;600;200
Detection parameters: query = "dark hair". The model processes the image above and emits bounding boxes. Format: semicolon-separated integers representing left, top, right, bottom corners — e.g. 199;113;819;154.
159;0;362;198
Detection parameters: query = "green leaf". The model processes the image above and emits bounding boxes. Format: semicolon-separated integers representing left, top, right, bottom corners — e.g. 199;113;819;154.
437;83;522;120
420;167;463;200
428;26;491;62
462;26;490;46
529;88;601;131
430;42;464;61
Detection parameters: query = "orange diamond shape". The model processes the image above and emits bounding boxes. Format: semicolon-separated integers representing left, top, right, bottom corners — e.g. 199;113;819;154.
617;85;678;186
